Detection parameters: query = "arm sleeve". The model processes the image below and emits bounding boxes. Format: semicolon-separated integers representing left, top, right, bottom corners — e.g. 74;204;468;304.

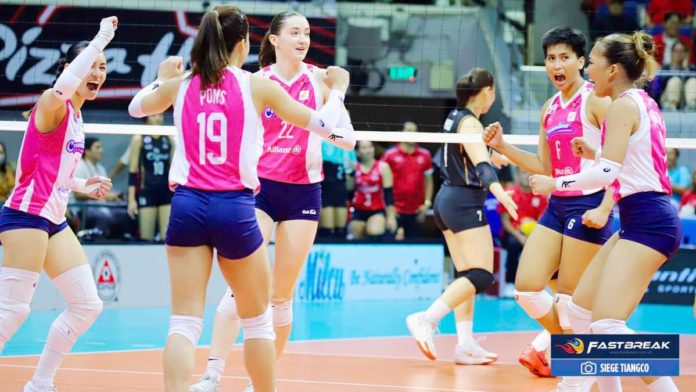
555;158;622;191
128;79;162;118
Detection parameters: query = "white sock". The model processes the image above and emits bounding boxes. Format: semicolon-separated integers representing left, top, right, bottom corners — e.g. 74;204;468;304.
456;320;473;344
424;299;450;325
207;357;225;379
648;377;679;392
531;330;551;351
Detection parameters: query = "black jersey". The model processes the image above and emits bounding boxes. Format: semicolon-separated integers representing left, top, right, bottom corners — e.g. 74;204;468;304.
139;135;171;189
439;108;489;188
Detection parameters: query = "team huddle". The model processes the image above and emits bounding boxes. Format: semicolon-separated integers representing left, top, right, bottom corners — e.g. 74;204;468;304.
0;4;684;392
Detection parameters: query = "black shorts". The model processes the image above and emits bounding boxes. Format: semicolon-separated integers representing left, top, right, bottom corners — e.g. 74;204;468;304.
433;185;487;233
397;213;420;238
321;180;348;208
138;187;173;208
351;208;384;222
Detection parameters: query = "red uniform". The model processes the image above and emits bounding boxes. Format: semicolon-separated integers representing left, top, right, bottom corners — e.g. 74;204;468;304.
352;161;386;211
497;185;548;230
382;145;433;214
679;190;696;215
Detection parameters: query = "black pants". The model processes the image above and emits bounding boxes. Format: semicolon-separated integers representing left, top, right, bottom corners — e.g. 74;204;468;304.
501;233;523;283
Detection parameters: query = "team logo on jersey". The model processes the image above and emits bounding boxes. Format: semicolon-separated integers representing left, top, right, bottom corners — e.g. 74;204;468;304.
264;107;276;119
546;103;559;115
66;139;85;154
144;136;152;144
567;112;577;122
91;250;121;304
299;90;309;101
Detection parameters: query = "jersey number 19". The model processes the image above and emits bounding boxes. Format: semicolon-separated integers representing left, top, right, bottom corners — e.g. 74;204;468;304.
197;112;228;165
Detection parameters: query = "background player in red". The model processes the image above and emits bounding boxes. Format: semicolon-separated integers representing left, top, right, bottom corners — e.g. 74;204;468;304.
349;140;396;240
382;121;433;240
184;10;354;392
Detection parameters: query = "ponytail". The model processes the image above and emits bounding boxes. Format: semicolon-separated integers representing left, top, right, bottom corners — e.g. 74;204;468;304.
258;31;276;68
455;68;494;108
598;32;658;82
631;31;658;81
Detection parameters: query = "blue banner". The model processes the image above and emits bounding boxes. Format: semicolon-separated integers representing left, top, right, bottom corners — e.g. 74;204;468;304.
551;334;680;377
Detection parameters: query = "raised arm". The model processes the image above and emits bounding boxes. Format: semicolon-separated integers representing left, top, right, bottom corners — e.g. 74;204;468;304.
128;57;184;118
35;17;117;133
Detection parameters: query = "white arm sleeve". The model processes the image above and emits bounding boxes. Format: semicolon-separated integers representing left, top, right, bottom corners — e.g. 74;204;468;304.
323;107;356;150
306;90;345;138
555;158;621;191
53;18;115;100
128;80;162;118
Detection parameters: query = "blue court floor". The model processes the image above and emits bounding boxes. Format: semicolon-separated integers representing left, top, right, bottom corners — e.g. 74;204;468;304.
4;297;696;356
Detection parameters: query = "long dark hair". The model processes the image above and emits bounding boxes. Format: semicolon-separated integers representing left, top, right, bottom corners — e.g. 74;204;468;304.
190;5;249;89
52;41;90;87
258;11;304;68
455;68;494;108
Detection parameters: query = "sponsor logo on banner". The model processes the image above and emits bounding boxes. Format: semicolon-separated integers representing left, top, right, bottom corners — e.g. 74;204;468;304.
551;334;679;377
295;245;443;303
91;250;121;304
643;249;696;305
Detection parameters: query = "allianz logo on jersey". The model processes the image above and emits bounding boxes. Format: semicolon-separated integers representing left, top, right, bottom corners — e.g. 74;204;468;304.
266;145;302;155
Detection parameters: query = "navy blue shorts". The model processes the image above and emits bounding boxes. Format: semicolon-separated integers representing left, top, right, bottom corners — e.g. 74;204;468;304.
0;207;68;237
617;192;682;258
255;178;321;222
351;208;385;222
538;191;614;245
166;186;264;260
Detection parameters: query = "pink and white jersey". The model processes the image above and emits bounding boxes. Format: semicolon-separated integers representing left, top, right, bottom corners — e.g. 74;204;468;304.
544;81;602;197
256;63;324;184
6;101;85;224
170;67;263;191
604;89;671;200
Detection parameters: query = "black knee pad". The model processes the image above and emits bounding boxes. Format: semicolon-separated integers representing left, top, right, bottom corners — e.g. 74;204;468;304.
457;268;495;293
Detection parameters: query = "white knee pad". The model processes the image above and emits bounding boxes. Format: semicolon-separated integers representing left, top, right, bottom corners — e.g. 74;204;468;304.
555;293;572;330
169;315;203;346
272;300;293;328
514;290;554;320
566;300;592;334
216;287;240;320
53;265;103;342
590;319;634;335
241;306;275;341
0;268;38;345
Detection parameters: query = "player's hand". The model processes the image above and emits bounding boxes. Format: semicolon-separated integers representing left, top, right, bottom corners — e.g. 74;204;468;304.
93;17;118;48
158;56;184;81
386;216;398;233
571;137;597;160
483;122;504;149
529;174;556;195
326;66;350;93
85;176;112;200
582;207;611;229
127;198;138;219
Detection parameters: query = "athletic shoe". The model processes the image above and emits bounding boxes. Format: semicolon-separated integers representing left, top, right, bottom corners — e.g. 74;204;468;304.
406;311;438;360
190;372;220;392
23;381;57;392
551;377;595;392
519;343;552;377
454;338;498;365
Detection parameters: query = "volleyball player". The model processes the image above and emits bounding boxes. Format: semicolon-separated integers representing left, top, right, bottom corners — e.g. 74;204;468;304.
126;113;174;241
349;140;397;240
0;18;117;392
406;68;518;364
127;6;352;392
190;11;355;392
529;30;681;392
483;27;614;379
